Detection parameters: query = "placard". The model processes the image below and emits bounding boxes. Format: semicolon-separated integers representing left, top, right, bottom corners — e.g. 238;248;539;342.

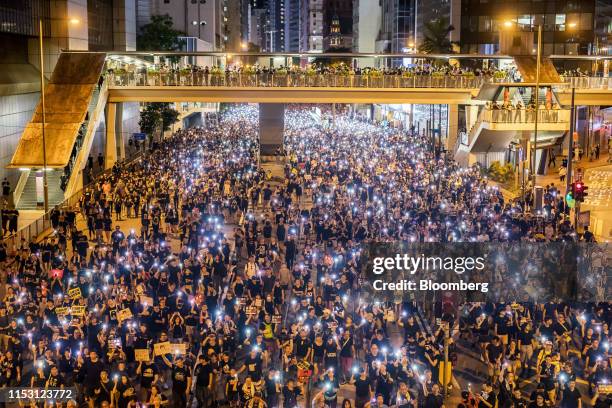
68;288;82;300
153;341;172;356
272;314;282;324
598;383;612;394
246;306;257;316
117;308;133;323
55;307;69;316
135;349;150;362
71;306;86;316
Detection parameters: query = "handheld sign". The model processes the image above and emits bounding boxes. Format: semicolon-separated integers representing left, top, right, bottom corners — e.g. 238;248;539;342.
71;306;86;316
135;349;150;362
68;287;82;300
153;341;172;356
117;308;133;323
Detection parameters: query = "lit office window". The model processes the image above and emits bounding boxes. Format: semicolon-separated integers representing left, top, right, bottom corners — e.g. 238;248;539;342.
555;14;566;31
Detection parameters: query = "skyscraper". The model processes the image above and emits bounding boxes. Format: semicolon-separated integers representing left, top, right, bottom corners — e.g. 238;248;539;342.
284;0;301;51
377;0;417;60
301;0;324;52
459;0;596;56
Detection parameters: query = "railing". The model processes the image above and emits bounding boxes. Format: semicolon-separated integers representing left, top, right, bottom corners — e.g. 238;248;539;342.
64;81;109;198
108;72;506;89
482;108;571;124
2;152;143;248
455;107;570;155
560;76;612;89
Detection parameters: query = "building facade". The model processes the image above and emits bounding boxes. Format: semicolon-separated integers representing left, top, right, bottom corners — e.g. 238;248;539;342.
284;0;300;51
322;0;352;51
459;0;596;55
300;0;324;52
595;0;611;55
377;0;417;56
0;0;138;189
141;0;231;51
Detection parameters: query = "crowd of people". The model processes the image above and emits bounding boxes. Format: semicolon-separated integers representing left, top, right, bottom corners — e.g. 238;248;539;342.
0;105;608;408
107;62;517;88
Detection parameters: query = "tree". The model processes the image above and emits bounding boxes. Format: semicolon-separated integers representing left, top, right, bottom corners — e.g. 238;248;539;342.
418;18;456;54
137;14;185;52
139;103;180;139
313;47;352;67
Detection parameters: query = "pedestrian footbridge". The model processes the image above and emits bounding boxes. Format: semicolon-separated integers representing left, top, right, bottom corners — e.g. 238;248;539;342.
6;51;612;209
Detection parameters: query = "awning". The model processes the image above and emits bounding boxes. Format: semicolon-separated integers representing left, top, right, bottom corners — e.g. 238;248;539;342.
8;123;82;168
8;52;106;168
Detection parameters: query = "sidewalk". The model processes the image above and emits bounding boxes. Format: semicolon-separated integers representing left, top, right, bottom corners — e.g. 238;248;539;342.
537;153;611;193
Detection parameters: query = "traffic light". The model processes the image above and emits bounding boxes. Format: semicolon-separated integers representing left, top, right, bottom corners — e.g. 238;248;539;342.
572;182;588;202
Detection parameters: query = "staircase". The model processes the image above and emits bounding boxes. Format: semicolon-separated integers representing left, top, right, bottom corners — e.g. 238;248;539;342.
518;87;548;106
17;170;65;210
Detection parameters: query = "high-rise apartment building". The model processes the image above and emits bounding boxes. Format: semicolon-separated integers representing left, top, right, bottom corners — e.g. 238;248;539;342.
300;0;324;52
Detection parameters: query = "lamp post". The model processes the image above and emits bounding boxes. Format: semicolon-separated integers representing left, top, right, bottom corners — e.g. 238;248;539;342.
38;18;48;214
38;17;79;215
532;24;542;202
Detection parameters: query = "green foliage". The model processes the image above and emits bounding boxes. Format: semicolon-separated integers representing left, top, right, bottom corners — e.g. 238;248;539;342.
419;18;457;56
137;15;185;56
139;103;180;136
487;161;515;184
312;47;352;66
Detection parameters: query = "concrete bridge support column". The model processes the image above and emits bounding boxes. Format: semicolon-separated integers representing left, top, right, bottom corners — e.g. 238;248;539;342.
259;103;285;156
116;103;126;161
447;104;459;150
105;103;118;169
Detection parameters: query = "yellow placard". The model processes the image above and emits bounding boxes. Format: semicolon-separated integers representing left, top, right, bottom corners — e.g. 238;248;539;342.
599;383;612;394
55;307;69;316
153;341;172;356
117;308;133;323
135;349;150;362
70;306;86;316
68;287;82;300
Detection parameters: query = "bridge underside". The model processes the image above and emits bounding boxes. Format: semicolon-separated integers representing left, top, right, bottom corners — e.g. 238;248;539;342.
107;86;480;104
556;90;612;107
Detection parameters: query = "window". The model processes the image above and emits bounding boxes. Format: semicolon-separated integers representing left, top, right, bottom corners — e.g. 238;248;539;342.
517;15;532;30
478;16;491;32
164;0;170;3
544;14;555;32
580;13;592;30
555;14;566;31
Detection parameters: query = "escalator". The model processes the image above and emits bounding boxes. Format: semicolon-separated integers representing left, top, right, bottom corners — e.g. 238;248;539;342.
9;52;107;209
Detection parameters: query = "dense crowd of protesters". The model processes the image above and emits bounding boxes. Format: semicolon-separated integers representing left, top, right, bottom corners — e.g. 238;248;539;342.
0;105;608;408
107;62;519;88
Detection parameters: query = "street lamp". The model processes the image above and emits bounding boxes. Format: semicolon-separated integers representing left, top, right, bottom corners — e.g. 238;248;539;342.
38;17;79;214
